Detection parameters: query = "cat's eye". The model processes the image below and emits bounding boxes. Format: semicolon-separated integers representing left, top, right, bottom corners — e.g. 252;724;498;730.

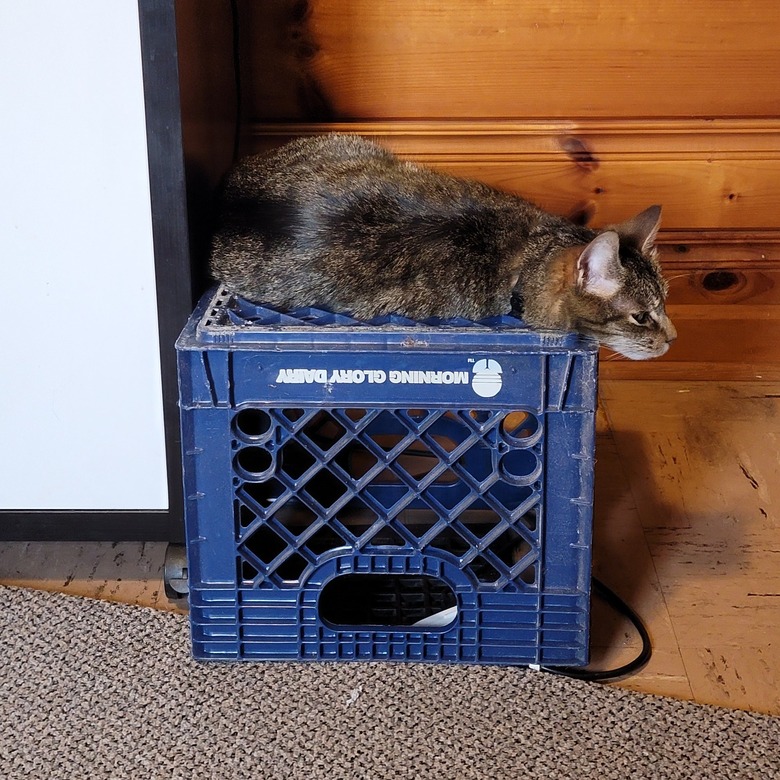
629;311;651;326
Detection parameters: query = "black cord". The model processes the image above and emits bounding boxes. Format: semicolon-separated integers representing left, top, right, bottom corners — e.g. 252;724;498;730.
308;426;652;681
540;575;652;683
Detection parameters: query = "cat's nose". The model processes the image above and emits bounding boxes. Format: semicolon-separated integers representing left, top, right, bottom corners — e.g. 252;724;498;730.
664;317;677;343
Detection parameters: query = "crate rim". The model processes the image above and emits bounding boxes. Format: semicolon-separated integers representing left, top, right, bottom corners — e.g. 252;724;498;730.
177;287;600;355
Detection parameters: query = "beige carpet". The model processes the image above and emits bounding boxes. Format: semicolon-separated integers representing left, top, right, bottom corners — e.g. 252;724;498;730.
0;585;778;779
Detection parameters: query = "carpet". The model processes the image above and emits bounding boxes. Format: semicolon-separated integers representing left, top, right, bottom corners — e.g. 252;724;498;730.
0;585;777;780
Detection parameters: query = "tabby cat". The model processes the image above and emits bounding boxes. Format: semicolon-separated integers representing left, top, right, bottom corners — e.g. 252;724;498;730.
210;134;676;359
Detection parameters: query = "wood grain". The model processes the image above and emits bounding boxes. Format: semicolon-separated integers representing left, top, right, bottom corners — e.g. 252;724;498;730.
601;268;780;378
238;0;780;120
230;5;780;380
591;412;692;700
599;379;780;712
682;646;780;713
0;541;186;614
246;120;780;230
657;233;780;270
247;122;780;379
665;270;780;306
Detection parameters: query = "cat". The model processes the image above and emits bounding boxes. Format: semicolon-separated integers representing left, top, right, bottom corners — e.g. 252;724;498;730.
210;133;676;360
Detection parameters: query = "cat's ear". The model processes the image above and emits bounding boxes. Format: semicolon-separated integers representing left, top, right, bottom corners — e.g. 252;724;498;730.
611;205;662;254
576;231;623;298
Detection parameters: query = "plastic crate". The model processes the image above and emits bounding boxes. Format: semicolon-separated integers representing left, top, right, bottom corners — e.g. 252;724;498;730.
176;287;598;665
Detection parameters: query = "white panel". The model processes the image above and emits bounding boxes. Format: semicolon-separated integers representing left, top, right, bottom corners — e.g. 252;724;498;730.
0;1;169;509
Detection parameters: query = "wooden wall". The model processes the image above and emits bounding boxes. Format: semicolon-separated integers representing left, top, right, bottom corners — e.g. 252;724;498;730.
225;0;780;378
175;0;237;294
237;0;780;122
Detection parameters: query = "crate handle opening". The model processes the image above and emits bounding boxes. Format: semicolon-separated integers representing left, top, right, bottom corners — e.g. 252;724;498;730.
318;574;457;630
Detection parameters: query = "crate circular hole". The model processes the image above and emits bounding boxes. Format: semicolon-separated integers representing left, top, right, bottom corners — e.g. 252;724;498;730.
500;412;541;446
234;409;273;441
234;447;274;481
499;449;541;486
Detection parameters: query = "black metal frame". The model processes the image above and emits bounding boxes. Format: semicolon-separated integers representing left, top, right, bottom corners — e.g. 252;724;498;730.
0;0;192;541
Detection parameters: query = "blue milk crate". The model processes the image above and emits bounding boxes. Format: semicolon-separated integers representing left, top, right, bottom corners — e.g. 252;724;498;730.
176;287;598;666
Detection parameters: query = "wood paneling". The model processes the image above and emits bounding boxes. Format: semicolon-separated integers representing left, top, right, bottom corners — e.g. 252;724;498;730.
216;3;780;379
401;159;780;231
176;0;237;191
666;269;780;307
656;232;780;269
247;121;780;230
0;541;185;614
238;0;780;121
600;268;780;379
176;0;238;293
246;120;780;379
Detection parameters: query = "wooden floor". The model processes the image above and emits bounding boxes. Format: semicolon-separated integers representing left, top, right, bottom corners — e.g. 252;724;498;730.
2;380;778;715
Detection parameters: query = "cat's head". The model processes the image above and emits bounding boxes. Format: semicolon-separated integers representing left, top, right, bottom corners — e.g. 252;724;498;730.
565;205;676;360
